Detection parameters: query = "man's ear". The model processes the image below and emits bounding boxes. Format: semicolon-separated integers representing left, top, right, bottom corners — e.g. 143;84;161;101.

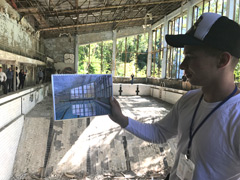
217;52;231;68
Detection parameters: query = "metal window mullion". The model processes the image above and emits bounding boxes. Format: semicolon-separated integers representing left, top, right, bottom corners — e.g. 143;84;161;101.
167;20;172;78
175;17;181;79
203;0;205;13
170;20;175;78
135;35;139;77
153;30;157;77
238;0;240;23
101;42;103;74
221;0;224;15
178;16;184;79
158;26;162;77
208;1;210;12
124;37;127;77
88;44;90;73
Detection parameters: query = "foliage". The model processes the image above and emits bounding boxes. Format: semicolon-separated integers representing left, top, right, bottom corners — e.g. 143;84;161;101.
234;61;240;82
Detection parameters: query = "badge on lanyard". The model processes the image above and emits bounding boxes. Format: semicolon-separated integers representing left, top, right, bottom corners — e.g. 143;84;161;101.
176;153;195;180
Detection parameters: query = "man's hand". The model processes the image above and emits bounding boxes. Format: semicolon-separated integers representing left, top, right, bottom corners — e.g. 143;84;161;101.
109;97;129;128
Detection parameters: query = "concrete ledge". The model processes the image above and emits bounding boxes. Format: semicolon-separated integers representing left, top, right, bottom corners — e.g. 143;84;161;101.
113;83;187;104
0;84;48;105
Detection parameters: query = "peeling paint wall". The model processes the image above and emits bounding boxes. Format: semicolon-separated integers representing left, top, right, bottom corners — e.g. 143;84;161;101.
44;37;74;62
44;37;75;71
0;0;43;59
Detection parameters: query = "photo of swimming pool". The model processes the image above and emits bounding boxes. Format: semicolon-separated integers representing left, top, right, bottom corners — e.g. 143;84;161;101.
52;74;113;121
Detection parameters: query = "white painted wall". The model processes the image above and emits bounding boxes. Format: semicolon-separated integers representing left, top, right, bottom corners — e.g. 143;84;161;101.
22;93;36;115
0;115;24;180
138;84;151;96
0;98;21;128
161;90;183;105
35;88;44;104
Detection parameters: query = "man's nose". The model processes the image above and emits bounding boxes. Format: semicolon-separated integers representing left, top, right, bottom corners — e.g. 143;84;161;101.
179;58;188;70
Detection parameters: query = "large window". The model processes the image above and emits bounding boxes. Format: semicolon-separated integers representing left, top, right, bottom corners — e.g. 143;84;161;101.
78;41;112;74
166;12;187;79
152;25;164;77
193;0;227;22
116;33;148;77
234;0;240;82
234;0;240;23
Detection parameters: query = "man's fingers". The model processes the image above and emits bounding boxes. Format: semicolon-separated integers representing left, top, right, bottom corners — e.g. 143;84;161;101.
110;96;114;104
110;96;120;108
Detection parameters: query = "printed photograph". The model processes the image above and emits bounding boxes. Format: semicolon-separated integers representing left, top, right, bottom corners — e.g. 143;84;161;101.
52;74;113;121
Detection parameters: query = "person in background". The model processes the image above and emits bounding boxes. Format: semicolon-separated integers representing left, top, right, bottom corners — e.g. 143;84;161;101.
109;13;240;180
38;69;44;84
18;69;26;89
6;67;13;92
16;67;19;90
131;73;134;85
0;66;7;94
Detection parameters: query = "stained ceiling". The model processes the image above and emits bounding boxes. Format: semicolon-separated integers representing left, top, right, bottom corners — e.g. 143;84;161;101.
7;0;185;38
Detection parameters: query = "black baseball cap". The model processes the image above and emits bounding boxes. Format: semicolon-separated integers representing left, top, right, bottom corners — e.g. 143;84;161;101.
165;13;240;58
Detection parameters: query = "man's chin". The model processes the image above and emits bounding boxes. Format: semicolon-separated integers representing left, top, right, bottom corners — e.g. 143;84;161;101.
188;78;197;86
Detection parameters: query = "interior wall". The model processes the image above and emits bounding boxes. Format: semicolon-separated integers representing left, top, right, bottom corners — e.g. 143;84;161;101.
43;37;75;71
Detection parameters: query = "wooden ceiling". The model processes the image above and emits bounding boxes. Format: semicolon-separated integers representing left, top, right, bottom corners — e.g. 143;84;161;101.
8;0;185;38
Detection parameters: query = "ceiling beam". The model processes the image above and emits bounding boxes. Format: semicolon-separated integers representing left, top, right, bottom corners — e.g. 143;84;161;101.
38;16;157;31
22;0;183;16
17;7;49;27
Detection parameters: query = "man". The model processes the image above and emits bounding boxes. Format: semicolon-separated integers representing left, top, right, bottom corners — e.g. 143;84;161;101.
109;13;240;180
15;66;19;90
0;67;8;94
6;67;13;92
131;73;134;84
38;69;44;84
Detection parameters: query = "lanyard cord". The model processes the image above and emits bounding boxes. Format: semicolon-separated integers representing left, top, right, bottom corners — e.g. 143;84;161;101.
186;86;238;159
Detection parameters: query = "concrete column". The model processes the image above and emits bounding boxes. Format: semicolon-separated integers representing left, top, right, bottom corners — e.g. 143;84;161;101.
161;17;168;78
226;0;234;19
146;29;152;77
74;34;79;74
112;30;117;77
